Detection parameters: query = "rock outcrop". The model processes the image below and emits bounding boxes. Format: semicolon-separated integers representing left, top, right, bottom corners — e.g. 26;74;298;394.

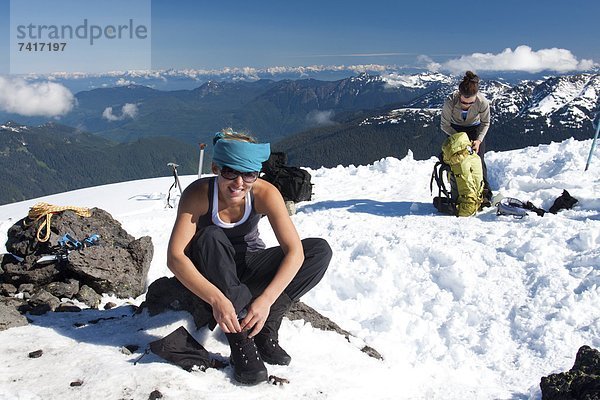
540;345;600;400
0;207;153;330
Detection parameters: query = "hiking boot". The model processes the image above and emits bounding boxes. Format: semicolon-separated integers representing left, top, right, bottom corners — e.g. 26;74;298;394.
225;331;268;385
254;292;293;365
254;333;291;365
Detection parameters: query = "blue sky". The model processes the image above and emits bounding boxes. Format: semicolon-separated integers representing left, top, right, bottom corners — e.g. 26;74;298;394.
0;0;599;73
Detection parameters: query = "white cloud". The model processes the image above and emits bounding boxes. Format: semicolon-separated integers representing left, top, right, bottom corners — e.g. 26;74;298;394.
0;77;75;117
102;103;138;121
306;110;336;126
432;45;597;74
122;103;138;118
417;55;441;72
102;107;119;121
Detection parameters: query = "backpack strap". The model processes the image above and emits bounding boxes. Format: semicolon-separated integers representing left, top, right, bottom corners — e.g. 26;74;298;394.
430;161;453;200
431;161;458;216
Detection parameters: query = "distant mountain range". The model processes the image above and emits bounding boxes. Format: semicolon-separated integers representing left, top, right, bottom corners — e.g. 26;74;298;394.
0;122;197;205
277;73;599;167
0;73;449;145
1;71;598;204
19;67;564;92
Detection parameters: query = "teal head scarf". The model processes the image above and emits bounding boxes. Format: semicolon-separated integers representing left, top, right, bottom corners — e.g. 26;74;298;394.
212;132;271;172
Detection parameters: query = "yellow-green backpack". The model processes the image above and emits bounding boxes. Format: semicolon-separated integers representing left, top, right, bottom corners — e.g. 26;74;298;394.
435;132;484;217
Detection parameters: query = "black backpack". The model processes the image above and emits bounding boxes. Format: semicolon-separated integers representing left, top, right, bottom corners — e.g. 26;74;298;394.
430;157;459;216
262;152;312;203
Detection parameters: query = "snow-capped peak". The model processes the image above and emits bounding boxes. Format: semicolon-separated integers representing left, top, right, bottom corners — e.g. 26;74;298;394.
382;71;452;88
0;121;29;133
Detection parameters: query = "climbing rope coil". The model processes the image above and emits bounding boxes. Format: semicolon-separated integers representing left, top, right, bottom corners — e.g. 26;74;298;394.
26;202;92;243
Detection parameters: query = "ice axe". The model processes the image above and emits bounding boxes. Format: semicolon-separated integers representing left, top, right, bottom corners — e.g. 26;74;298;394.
167;162;183;208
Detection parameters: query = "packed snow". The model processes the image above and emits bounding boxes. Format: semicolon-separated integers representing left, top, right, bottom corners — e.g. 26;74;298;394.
1;137;599;400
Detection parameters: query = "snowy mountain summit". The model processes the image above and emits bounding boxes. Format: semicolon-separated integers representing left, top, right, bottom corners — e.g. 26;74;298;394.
0;137;599;399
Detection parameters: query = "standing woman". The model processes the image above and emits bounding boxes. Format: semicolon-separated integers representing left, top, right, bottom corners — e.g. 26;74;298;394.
441;70;492;202
167;129;332;385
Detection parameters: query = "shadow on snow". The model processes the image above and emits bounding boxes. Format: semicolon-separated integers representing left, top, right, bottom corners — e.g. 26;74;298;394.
299;199;435;217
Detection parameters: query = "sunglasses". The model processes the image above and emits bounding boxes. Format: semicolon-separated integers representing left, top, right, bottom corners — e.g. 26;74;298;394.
219;166;260;183
460;98;476;105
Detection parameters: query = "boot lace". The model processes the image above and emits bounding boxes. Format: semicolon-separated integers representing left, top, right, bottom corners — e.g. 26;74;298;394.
236;338;261;365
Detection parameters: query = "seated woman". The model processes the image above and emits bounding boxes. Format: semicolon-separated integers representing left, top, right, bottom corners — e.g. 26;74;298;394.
166;128;332;385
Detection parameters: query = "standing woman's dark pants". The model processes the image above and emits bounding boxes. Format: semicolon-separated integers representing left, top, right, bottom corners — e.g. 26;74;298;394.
186;225;332;324
451;123;492;200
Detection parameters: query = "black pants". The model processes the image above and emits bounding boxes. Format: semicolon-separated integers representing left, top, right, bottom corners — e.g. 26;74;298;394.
188;225;332;315
450;123;492;199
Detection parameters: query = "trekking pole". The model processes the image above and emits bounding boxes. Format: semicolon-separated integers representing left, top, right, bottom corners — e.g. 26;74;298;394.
585;114;600;171
198;143;206;179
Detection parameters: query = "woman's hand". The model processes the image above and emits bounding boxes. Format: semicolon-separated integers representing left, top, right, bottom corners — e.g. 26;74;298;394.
211;296;241;334
240;295;272;337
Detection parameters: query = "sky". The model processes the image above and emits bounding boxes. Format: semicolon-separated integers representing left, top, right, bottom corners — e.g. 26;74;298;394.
0;0;599;74
1;136;599;399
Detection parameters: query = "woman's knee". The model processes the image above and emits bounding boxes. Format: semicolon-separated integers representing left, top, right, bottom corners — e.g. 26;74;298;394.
302;238;333;266
196;225;227;242
189;225;234;268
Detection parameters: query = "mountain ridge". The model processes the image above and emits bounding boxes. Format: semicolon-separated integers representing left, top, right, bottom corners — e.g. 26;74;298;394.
0;123;198;205
2;72;599;204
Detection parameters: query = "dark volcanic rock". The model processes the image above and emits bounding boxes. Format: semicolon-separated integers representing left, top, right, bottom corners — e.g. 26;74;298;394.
2;261;62;286
140;277;213;328
4;208;152;298
75;285;102;309
287;301;351;338
44;279;80;299
0;298;29;330
540;345;600;400
0;283;17;296
17;283;35;294
29;289;61;313
66;236;152;298
1;206;153;330
28;349;43;358
55;302;82;313
6;209;135;258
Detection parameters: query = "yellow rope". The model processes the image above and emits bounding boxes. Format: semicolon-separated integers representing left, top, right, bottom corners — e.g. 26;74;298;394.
26;202;92;243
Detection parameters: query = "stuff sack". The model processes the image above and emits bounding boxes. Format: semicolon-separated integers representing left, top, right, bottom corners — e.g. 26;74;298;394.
261;152;312;203
549;190;578;214
439;132;484;217
150;326;212;371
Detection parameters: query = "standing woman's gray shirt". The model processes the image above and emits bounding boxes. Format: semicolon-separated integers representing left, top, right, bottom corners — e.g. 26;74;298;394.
440;91;490;141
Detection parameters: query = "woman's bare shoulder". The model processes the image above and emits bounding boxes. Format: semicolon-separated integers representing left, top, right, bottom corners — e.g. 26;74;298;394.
179;176;213;214
252;178;284;214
